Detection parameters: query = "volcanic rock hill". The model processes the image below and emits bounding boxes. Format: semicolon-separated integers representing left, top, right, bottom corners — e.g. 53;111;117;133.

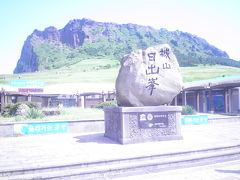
14;18;239;74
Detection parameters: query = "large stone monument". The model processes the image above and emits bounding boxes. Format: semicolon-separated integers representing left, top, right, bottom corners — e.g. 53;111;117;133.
104;44;183;144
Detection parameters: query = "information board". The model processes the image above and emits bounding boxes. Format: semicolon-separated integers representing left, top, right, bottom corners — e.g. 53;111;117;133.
138;112;169;128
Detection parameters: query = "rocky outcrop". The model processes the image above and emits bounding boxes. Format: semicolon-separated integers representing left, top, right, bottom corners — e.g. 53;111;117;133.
14;18;231;74
60;19;90;48
14;19;90;73
116;44;182;106
13;36;39;73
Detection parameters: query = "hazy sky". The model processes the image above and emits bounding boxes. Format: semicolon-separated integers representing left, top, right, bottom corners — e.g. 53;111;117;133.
0;0;239;74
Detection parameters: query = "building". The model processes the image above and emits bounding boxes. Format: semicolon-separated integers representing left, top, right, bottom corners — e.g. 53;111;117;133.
0;82;116;112
173;75;240;114
1;76;240;115
0;89;29;112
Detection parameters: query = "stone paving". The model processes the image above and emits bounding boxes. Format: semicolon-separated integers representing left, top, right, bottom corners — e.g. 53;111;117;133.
0;121;240;179
113;160;240;180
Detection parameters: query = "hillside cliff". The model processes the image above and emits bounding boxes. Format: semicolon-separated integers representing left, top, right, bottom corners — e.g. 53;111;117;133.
14;18;234;73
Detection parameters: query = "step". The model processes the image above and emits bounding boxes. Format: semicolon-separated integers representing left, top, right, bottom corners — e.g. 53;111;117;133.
1;144;240;180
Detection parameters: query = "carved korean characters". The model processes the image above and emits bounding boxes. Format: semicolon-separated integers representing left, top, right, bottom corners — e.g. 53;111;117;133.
116;44;183;107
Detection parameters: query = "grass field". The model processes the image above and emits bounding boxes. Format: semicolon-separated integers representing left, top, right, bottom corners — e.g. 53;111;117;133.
0;58;120;85
181;65;240;82
0;107;104;123
1;58;240;85
0;107;234;123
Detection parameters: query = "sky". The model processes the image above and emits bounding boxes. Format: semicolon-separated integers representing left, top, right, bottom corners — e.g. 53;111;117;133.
0;0;239;74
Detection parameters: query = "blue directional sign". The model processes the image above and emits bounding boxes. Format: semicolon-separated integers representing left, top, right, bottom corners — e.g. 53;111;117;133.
14;122;68;134
10;80;44;87
181;115;208;125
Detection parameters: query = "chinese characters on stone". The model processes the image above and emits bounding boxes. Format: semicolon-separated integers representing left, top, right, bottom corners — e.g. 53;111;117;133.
146;78;159;95
159;48;170;59
145;48;171;96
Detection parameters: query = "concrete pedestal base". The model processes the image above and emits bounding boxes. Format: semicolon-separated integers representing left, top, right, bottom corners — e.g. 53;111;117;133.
104;106;183;144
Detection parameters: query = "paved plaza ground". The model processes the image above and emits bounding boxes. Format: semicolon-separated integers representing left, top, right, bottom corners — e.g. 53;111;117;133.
115;159;240;180
0;120;240;179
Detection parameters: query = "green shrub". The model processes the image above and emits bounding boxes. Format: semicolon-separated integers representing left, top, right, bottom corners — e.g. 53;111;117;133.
182;105;196;115
1;102;39;117
23;102;39;109
26;108;45;119
2;103;15;117
96;101;117;109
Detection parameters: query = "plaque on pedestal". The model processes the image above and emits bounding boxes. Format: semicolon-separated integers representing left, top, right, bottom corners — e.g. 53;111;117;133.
104;106;182;144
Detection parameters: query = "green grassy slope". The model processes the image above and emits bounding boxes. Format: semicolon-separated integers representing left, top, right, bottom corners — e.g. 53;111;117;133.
181;65;240;82
1;58;119;85
1;59;240;85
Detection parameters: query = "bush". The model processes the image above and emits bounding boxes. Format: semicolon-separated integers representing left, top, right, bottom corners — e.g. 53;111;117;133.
1;102;39;117
23;102;39;109
2;104;15;117
25;108;45;119
96;101;117;109
15;104;30;116
182;105;196;115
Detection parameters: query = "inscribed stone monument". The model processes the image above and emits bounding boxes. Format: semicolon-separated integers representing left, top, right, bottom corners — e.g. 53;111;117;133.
104;44;183;144
116;44;182;107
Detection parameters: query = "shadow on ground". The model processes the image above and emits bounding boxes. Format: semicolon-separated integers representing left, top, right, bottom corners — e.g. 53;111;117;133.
215;169;240;174
74;133;118;144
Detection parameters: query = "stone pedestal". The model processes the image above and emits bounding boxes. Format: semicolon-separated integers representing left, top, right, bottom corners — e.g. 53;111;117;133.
104;106;182;144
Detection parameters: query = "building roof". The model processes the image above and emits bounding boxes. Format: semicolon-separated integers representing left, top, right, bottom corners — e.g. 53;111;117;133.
183;75;240;91
43;83;115;94
0;90;28;96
